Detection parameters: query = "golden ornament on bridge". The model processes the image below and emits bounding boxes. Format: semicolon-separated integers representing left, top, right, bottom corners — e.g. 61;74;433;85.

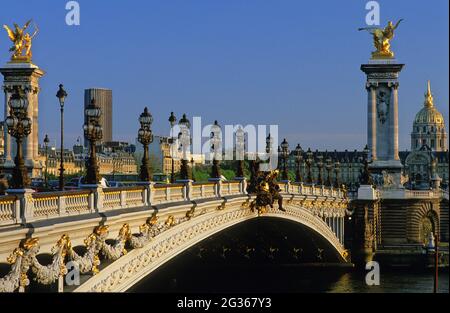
358;19;403;59
3;19;39;62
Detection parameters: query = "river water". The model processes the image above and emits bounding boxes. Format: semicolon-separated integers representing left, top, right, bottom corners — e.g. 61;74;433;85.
130;263;449;293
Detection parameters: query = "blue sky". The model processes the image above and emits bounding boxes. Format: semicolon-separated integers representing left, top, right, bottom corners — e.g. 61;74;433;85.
0;0;448;151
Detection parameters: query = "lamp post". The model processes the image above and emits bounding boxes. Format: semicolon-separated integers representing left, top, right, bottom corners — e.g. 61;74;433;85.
43;134;49;188
305;148;313;184
316;153;324;185
83;99;103;185
178;114;191;180
280;138;289;181
168;112;177;183
325;153;333;187
236;126;245;178
137;107;154;182
56;84;67;191
266;133;273;168
210;120;221;179
334;154;341;188
294;144;303;183
5;86;31;189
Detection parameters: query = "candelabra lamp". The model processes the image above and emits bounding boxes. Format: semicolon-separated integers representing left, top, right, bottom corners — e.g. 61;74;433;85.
137;107;154;181
305;148;314;184
210;120;222;179
280;138;289;181
294;144;303;183
316;153;324;185
178;113;191;180
325;154;333;187
5;86;32;189
83;99;103;185
333;155;341;188
235;126;245;178
168;112;177;183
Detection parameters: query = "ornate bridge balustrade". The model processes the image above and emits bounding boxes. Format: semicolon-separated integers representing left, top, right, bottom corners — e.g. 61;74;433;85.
0;180;349;292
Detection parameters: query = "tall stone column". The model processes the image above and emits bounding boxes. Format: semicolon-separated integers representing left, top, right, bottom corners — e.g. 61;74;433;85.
0;63;45;178
367;83;378;160
361;61;404;184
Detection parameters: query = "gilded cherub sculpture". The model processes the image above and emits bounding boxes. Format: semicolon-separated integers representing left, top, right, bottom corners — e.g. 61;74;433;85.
3;19;38;62
359;19;403;59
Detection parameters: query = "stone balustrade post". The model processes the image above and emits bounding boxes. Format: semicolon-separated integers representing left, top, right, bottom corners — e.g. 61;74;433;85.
147;182;154;205
120;190;126;207
166;185;171;201
285;181;291;193
95;187;104;213
216;180;222;197
14;197;21;223
185;180;193;200
7;188;35;224
234;177;247;194
208;178;222;197
88;191;95;212
58;194;66;216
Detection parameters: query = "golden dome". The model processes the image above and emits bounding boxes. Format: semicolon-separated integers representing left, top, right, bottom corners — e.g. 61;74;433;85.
414;81;445;125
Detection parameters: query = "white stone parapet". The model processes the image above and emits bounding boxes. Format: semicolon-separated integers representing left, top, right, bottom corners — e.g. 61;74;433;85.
0;181;348;227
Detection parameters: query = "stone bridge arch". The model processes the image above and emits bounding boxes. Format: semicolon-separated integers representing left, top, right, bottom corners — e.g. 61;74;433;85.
74;201;348;292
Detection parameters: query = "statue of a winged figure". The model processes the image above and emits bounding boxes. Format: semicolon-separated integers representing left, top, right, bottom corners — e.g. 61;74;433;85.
359;19;403;59
3;20;39;61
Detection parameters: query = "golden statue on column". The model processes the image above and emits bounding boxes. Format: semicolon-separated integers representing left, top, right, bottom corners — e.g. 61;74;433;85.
359;19;403;59
3;19;39;62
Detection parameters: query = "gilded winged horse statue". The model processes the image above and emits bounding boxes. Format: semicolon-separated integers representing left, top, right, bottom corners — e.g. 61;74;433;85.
3;19;38;62
359;19;403;59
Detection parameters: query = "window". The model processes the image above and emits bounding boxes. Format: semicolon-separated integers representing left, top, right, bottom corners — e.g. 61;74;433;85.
415;139;419;148
431;139;435;149
423;126;426;132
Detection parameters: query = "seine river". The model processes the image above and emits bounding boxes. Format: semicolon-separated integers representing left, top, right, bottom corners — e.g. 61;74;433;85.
130;264;449;293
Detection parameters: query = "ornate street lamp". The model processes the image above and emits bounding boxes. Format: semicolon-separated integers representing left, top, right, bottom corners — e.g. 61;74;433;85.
359;144;373;185
305;148;314;184
137;107;154;182
316;152;324;185
43;134;50;188
56;84;67;191
5;86;31;189
265;133;273;168
178;113;191;180
83;99;103;185
294;144;303;183
235;126;245;178
280;138;289;181
333;153;341;188
168;112;177;183
210;120;221;179
325;152;333;187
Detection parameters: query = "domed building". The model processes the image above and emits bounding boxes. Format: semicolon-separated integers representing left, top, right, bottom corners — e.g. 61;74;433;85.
410;81;447;151
404;81;449;189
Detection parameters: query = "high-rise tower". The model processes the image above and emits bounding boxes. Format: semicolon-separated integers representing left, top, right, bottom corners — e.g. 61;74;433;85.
84;88;112;146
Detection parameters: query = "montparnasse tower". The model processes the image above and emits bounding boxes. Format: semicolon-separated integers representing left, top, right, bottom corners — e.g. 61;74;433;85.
411;81;448;152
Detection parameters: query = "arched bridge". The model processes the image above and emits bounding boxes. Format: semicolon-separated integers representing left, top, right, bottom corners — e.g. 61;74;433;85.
0;180;350;292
